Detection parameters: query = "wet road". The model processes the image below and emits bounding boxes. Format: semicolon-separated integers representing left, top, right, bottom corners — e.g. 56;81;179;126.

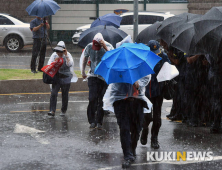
1;92;222;170
0;44;82;70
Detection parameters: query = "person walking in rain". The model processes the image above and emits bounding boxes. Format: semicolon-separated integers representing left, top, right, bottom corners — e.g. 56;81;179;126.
47;41;77;117
102;36;153;168
82;33;114;129
140;40;170;149
103;76;152;168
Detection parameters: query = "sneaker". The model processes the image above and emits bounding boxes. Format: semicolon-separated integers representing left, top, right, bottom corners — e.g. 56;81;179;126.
48;111;55;117
60;112;66;116
96;123;102;130
89;123;96;129
122;159;134;169
151;138;160;149
38;69;43;72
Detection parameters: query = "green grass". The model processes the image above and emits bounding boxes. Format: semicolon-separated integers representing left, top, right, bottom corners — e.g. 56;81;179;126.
0;69;82;80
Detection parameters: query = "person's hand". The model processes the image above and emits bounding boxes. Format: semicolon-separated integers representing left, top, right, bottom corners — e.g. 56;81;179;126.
99;40;108;51
82;72;87;79
133;81;139;89
40;23;44;27
54;57;59;61
63;49;68;56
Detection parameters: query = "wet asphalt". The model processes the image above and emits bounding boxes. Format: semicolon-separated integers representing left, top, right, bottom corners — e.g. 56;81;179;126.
1;45;222;170
1;91;222;170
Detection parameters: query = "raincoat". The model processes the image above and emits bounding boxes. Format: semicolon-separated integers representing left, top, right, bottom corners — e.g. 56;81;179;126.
103;75;152;113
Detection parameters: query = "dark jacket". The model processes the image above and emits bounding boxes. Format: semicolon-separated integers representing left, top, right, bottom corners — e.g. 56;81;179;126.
145;52;171;98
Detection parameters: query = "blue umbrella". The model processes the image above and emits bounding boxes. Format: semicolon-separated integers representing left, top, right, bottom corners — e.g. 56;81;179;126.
95;43;162;85
26;0;60;18
90;13;122;28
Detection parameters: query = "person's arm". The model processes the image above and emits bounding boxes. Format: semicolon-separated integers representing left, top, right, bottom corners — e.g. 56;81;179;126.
32;23;44;32
186;55;200;64
82;46;90;79
100;40;109;51
64;50;73;67
47;52;57;65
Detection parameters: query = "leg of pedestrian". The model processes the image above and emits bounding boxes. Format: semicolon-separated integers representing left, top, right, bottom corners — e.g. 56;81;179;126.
60;83;71;116
87;77;98;128
31;38;41;73
113;100;135;169
49;83;61;116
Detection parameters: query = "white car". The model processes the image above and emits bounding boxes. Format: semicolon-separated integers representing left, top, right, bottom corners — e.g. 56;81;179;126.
72;11;174;44
0;13;33;52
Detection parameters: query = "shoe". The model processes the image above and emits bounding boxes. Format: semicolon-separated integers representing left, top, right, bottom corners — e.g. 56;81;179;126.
31;70;38;74
48;111;55;117
166;114;173;118
89;123;96;129
60;112;66;116
38;69;43;72
140;128;148;145
151;138;160;149
96;123;102;129
122;159;134;169
169;115;182;121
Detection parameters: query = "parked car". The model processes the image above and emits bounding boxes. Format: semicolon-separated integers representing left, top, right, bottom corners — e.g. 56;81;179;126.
72;11;174;45
0;13;33;52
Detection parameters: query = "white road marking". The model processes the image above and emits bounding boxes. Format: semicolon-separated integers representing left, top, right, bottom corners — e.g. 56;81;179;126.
14;124;50;145
17;100;170;105
98;156;222;170
17;101;88;104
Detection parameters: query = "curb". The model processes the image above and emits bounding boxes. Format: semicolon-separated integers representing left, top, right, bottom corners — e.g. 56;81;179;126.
0;78;88;94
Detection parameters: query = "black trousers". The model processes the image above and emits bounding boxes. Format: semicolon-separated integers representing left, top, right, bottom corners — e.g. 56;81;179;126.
50;83;71;113
31;38;47;71
143;95;163;140
170;76;185;118
87;77;108;124
113;99;145;160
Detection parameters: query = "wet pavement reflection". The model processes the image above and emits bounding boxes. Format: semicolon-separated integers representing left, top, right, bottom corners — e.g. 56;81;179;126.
1;92;222;170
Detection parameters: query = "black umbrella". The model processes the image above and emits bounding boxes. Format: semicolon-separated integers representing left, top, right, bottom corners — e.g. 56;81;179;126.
135;21;162;44
171;14;203;55
192;7;222;57
157;13;199;45
78;25;128;48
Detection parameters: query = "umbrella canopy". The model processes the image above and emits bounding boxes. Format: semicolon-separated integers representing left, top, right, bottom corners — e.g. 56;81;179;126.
78;25;128;48
90;13;122;28
171;14;203;55
191;7;222;57
135;21;162;44
157;13;199;45
26;0;60;18
94;43;162;84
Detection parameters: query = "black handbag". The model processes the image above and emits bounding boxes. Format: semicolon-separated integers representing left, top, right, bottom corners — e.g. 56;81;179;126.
162;79;177;100
43;72;59;84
